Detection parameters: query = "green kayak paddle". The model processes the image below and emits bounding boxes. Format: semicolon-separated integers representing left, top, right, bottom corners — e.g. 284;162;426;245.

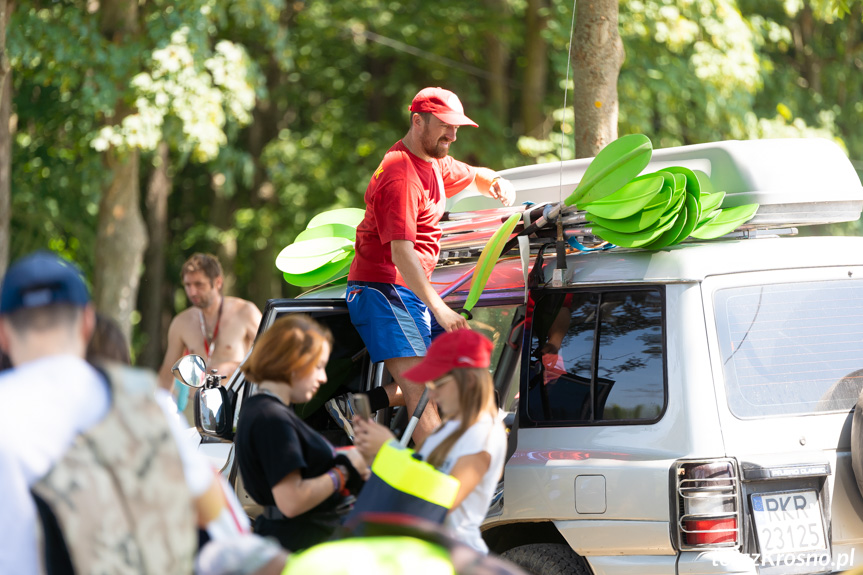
672;192;702;244
282;251;353;287
591;215;678;248
462;212;522;316
275;236;353;275
583;174;664;220
690;204;760;240
586;184;672;233
664;166;701;198
308;208;366;228
697;192;726;222
642;192;699;250
295;223;357;242
693;169;715;196
566;134;653;207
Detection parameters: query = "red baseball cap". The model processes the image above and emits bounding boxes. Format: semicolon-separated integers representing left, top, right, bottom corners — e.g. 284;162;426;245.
403;329;493;383
409;87;478;128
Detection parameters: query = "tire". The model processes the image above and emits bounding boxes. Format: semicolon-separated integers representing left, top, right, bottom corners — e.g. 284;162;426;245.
851;380;863;502
500;543;591;575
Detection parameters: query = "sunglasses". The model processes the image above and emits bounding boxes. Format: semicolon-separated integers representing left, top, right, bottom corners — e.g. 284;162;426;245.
425;374;456;391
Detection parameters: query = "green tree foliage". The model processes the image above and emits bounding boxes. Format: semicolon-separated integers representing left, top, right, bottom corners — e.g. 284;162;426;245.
7;0;863;358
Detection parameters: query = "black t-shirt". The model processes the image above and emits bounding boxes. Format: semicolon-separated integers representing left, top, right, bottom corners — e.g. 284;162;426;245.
236;393;338;507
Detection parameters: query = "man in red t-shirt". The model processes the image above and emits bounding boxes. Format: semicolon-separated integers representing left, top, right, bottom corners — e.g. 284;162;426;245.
326;87;515;444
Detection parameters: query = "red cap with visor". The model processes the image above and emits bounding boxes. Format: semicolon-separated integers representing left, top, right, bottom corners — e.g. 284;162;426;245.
409;87;478;128
403;329;493;383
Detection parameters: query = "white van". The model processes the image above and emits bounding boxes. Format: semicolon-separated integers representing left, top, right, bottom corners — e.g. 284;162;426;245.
184;138;863;575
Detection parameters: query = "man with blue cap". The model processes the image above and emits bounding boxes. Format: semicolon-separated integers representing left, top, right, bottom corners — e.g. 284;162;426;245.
0;251;248;574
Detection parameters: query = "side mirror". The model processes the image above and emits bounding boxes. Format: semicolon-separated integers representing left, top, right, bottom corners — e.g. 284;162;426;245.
172;355;207;388
195;386;234;438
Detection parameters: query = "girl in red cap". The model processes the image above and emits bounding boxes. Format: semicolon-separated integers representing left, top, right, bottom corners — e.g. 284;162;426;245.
353;328;507;554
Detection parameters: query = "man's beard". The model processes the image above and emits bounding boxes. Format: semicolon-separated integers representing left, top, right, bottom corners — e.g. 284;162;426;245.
192;294;214;309
421;132;451;159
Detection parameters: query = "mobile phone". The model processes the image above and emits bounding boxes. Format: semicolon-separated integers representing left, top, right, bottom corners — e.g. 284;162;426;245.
353;393;372;420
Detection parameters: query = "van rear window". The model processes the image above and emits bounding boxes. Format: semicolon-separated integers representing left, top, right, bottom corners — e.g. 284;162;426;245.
716;280;863;418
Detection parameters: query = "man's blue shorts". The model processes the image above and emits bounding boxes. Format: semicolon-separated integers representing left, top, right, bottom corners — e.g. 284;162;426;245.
346;281;444;364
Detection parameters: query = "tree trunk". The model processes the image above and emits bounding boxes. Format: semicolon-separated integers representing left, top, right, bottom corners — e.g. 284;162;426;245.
522;0;550;138
484;0;510;123
94;0;147;344
94;148;147;342
0;0;11;275
139;141;171;369
572;0;624;158
210;185;238;297
0;64;10;277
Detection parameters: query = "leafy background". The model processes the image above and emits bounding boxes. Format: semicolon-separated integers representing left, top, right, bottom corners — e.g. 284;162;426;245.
6;0;863;364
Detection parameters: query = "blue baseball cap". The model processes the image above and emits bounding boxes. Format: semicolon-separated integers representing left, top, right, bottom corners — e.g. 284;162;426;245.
0;250;90;315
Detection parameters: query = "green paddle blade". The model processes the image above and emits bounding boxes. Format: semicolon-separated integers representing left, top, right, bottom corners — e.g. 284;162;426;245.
282;251;353;287
591;215;678;248
587;183;673;233
308;208;365;228
672;172;687;198
641;211;687;251
689;204;759;240
692;169;715;196
295;223;357;242
463;212;522;314
642;191;701;250
582;174;664;219
671;192;701;245
663;166;701;197
566;134;653;207
275;237;353;274
697;192;726;223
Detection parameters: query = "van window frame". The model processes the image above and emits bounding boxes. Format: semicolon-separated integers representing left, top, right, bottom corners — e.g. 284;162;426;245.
519;286;668;428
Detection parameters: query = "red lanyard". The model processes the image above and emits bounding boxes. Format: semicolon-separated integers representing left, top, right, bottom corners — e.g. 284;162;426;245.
199;298;223;363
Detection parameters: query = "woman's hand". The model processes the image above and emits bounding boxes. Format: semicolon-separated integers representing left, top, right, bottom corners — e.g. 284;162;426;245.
353;417;395;464
339;446;371;481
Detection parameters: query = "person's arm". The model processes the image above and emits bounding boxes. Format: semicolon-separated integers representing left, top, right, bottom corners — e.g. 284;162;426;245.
391;239;469;333
244;301;263;343
158;317;187;391
472;167;516;207
447;450;492;510
270;468;345;518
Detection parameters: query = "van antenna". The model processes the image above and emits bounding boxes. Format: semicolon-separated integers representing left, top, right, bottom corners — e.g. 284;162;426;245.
555;0;579;276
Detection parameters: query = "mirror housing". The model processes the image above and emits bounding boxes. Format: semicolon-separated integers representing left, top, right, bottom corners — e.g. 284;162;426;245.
195;386;234;439
172;355;207;388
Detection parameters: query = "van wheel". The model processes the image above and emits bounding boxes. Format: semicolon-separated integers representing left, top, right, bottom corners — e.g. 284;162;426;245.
851;382;863;502
500;544;591;575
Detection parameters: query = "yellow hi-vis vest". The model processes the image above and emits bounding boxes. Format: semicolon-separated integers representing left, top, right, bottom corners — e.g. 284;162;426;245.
31;363;196;574
346;440;460;525
283;536;455;575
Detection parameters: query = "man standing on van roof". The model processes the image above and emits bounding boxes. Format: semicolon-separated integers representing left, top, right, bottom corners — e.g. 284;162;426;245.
327;87;515;444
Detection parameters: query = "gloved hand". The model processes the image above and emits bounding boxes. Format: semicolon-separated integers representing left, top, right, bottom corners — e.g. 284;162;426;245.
335;451;367;495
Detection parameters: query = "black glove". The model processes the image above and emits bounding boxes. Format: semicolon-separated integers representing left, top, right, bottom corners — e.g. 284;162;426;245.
334;453;366;494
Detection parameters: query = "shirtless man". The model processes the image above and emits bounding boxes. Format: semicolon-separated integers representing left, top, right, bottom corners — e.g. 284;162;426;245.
158;253;262;390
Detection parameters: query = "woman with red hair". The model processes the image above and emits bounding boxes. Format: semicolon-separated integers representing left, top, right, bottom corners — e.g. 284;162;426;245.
235;314;369;551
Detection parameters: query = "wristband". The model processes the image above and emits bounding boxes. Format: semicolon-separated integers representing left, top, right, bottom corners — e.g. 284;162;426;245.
326;469;341;493
333;466;347;491
333;464;351;496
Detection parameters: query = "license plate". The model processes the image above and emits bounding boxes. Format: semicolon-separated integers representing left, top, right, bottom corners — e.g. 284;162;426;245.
751;490;827;555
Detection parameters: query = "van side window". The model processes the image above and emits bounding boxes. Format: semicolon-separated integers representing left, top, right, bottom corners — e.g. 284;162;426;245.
526;289;665;425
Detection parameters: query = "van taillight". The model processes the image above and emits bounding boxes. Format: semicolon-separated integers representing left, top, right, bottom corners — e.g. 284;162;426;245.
675;459;741;549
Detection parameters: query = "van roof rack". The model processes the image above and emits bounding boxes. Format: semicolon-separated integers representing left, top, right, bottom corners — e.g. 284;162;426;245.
438;138;863;259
